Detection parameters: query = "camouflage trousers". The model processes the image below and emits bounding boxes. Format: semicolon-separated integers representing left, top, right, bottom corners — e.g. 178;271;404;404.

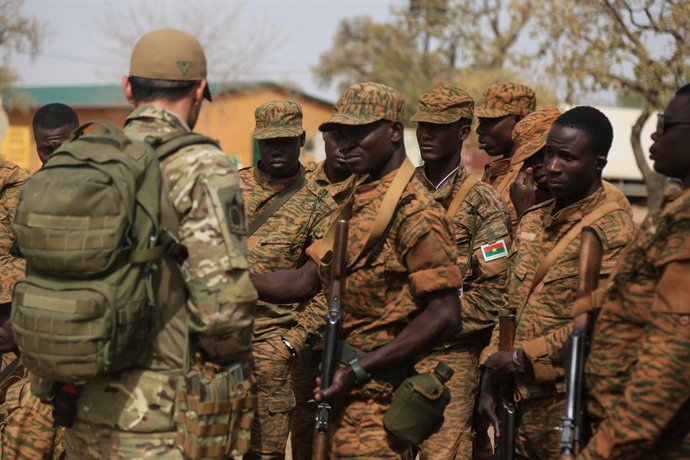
247;336;295;459
289;346;320;460
514;393;564;460
63;422;182;459
0;375;65;460
330;379;412;459
415;342;482;460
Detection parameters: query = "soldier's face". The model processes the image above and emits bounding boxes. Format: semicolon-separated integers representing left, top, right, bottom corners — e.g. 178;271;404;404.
258;135;303;178
416;121;465;164
544;125;602;201
477;115;517;157
34;124;75;165
336;121;398;176
650;93;690;183
323;131;350;179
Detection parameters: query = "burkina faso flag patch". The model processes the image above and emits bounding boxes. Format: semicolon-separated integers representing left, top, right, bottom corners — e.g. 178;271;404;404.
480;239;508;262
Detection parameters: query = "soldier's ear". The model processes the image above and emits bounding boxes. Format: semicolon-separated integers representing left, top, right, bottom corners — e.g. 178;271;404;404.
299;131;306;147
458;123;471;142
389;121;404;142
594;155;607;173
122;76;135;105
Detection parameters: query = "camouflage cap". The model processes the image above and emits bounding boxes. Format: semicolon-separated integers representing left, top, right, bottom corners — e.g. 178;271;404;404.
319;82;406;132
475;82;536;118
410;85;474;124
253;100;304;140
130;28;212;101
511;106;561;164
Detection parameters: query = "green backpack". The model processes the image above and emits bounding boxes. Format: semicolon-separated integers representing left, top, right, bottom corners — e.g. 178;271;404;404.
11;120;213;383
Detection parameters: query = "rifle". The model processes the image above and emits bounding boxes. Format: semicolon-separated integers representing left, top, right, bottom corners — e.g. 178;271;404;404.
560;227;603;460
312;219;348;460
494;309;517;460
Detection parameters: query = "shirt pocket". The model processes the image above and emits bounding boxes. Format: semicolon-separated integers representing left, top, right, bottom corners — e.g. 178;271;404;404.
257;235;305;268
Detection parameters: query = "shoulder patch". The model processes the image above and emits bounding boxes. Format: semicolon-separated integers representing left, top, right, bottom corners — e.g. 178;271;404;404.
481;239;508;262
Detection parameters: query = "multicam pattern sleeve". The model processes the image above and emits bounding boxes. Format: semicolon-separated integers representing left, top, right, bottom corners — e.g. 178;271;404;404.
579;190;690;460
125;106;257;364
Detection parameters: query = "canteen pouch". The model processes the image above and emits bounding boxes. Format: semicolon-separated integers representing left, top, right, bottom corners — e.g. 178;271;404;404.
383;362;454;445
175;354;257;459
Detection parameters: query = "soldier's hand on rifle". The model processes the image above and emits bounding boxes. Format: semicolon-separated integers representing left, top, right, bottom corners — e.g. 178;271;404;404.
477;373;500;437
314;366;356;403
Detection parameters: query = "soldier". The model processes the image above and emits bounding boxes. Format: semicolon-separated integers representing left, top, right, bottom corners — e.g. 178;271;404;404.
477;106;635;459
32;103;79;165
250;82;464;458
476;82;536;226
290;130;353;460
62;28;257;458
0;105;79;459
577;85;690;459
410;85;511;460
507;107;561;220
240;100;332;459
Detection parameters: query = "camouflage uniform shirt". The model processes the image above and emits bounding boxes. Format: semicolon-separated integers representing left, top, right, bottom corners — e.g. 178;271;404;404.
0;160;29;301
240;163;332;345
308;167;463;353
580;188;690;460
415;165;511;338
481;184;634;399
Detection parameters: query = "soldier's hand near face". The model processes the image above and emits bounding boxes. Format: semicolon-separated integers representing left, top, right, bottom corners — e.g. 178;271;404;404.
510;167;536;220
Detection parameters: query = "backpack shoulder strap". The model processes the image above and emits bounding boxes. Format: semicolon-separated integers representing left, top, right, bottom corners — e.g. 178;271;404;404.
446;175;479;219
247;171;306;238
148;132;220;162
522;200;623;308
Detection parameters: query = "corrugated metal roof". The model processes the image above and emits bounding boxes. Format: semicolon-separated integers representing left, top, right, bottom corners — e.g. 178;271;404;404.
3;81;334;110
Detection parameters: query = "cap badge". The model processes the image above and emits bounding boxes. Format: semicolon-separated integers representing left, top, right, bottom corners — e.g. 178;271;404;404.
177;61;191;75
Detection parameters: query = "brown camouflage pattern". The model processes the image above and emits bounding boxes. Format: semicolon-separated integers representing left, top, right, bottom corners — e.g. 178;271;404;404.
306;167;462;458
482;157;521;227
580;188;690;460
0;355;64;460
318;82;406;131
480;184;634;456
68;104;256;457
414;165;511;459
248;337;295;458
410;85;474;124
474;82;536;118
511;106;561;164
240;162;332;457
514;394;565;460
252;100;305;140
0;160;29;304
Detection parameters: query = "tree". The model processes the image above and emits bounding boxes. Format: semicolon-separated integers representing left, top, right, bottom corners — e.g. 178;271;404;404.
533;0;690;212
97;0;286;85
0;0;43;94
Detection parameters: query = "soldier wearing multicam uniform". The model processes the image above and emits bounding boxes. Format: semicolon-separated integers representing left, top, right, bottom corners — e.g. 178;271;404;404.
409;85;511;460
250;82;463;459
477;107;635;459
476;83;536;227
578;86;690;460
239;100;332;459
63;28;257;458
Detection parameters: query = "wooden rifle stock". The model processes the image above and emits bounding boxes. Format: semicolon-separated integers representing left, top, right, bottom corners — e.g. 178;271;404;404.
312;219;348;460
560;227;603;460
495;310;517;460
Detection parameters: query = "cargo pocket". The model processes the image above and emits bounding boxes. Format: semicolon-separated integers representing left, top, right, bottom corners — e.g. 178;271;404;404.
267;390;296;415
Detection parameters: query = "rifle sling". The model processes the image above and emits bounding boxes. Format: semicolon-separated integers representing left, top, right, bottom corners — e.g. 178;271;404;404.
520;200;623;313
318;158;416;265
248;171;306;238
0;356;21;386
445;175;479;220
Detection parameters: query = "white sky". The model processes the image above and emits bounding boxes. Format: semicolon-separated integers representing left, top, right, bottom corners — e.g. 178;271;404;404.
11;0;403;102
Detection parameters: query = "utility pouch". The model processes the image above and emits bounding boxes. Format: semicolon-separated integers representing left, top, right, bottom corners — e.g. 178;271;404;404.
175;354;256;459
383;362;454;445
